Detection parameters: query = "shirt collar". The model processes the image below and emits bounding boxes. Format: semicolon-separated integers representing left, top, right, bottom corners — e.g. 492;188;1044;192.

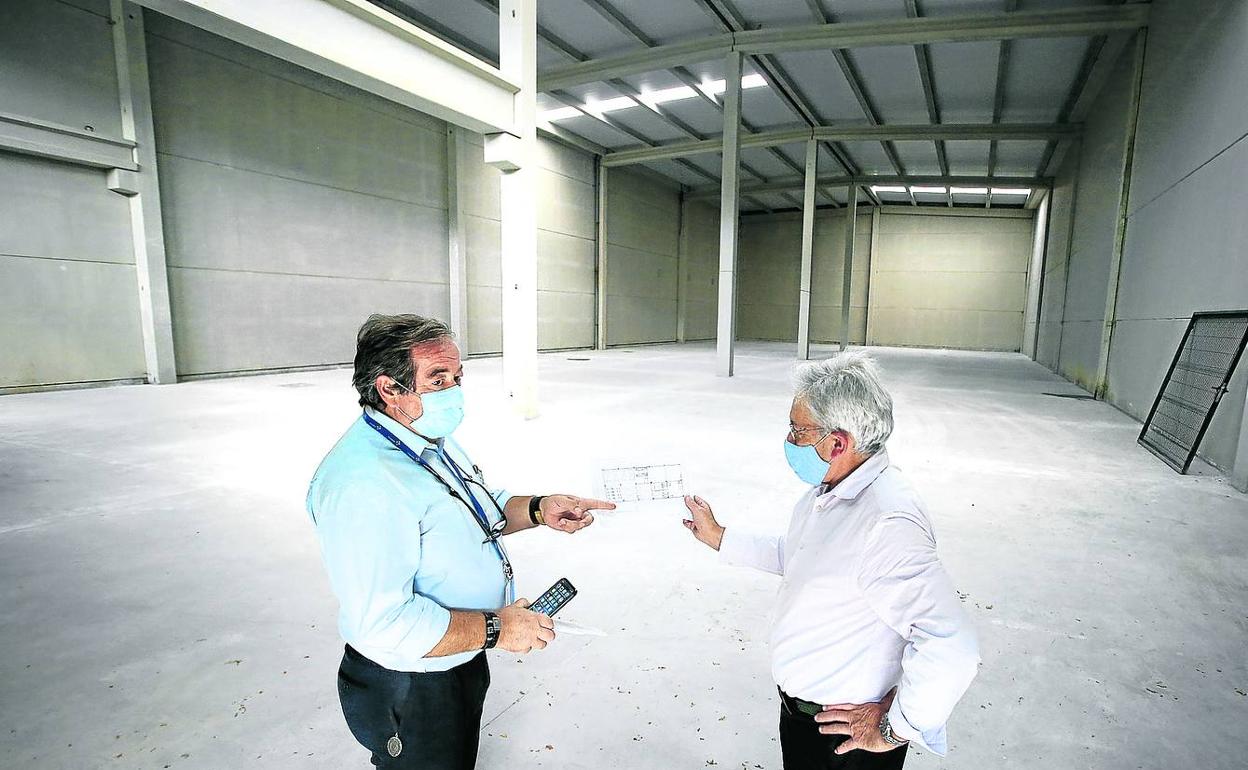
363;406;438;452
818;450;890;502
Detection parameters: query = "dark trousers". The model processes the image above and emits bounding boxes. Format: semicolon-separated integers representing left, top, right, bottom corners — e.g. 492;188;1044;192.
337;645;490;769
780;700;908;770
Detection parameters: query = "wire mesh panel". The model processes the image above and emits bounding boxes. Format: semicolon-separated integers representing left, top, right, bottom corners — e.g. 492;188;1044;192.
1138;310;1248;473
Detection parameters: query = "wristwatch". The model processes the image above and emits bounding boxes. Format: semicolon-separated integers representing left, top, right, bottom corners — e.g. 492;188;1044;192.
528;496;546;526
879;713;907;748
483;612;501;650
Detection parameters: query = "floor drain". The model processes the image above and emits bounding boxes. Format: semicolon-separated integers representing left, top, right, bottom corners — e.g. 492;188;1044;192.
1042;392;1095;400
567;357;590;362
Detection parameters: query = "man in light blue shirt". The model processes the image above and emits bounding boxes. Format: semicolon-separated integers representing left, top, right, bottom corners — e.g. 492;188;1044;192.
307;313;614;769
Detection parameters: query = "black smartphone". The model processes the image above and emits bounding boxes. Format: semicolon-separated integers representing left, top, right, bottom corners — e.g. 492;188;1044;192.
529;578;577;617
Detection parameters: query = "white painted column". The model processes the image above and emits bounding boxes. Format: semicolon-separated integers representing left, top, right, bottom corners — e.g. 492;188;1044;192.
1233;389;1248;493
496;0;538;417
840;184;858;352
111;0;177;384
716;51;743;377
595;159;608;350
446;126;469;350
797;140;817;360
1095;30;1147;398
676;192;690;344
1021;191;1050;359
865;206;880;345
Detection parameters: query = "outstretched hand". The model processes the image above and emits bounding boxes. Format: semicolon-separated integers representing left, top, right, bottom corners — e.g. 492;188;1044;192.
682;495;725;551
540;494;615;533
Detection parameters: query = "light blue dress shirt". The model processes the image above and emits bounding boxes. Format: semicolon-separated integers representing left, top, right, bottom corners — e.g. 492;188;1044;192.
307;407;513;672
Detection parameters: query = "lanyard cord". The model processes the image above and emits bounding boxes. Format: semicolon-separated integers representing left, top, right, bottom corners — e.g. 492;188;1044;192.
362;412;514;597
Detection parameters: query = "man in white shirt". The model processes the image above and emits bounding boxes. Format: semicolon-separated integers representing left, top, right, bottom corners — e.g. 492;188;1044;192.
682;351;979;770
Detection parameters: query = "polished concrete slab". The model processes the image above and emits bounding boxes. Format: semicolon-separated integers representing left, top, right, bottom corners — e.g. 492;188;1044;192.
1;342;1245;769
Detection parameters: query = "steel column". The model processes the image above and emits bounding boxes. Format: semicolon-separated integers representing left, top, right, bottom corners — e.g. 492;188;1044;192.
446;126;469;349
497;0;539;417
840;185;858;352
596;160;608;350
797;140;817;360
1094;30;1146;399
716;51;743;377
111;1;177;384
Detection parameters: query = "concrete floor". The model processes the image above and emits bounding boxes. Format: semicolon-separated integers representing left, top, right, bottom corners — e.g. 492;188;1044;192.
1;341;1246;770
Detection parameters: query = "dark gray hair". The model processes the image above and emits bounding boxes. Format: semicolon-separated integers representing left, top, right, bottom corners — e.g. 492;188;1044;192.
792;351;894;456
352;314;453;410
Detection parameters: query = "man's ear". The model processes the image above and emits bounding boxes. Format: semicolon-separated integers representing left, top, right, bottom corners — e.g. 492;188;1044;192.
375;374;403;407
825;431;852;459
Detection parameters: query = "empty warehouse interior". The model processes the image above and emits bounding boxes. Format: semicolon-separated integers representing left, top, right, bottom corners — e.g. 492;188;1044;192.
1;1;1246;769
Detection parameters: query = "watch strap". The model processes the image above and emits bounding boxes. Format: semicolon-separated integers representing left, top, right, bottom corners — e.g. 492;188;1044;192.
528;496;546;526
879;714;907;747
482;612;501;650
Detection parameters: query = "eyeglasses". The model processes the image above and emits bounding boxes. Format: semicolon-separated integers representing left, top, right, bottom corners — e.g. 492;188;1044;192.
788;424;830;445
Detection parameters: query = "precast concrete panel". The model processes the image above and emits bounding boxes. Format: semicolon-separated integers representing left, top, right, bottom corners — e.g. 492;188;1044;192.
0;1;124;137
0;154;145;389
605;169;682;346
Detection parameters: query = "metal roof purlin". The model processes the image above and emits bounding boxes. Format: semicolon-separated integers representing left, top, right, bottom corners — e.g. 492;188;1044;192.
537;5;1152;92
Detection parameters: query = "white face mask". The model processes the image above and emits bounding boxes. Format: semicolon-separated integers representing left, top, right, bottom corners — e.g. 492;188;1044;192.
394;383;465;438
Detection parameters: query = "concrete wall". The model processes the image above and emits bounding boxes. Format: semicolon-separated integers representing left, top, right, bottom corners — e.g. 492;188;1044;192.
459;135;597;355
1034;0;1248;474
737;210;871;345
604;169;682;346
146;16;451;376
1;5;610;387
737;208;1032;351
0;0;146;389
1035;151;1078;370
1053;49;1136;390
1107;1;1248;472
680;200;719;341
872;211;1033;352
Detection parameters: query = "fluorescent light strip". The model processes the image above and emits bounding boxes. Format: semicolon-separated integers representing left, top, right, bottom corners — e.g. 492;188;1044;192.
640;85;697;108
949;187;988;195
990;187;1031;196
538;106;582;122
910;186;947;194
540;75;771;123
870;185;909;193
699;73;768;98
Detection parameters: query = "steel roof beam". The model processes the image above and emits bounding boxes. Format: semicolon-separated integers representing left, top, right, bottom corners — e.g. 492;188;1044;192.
600;123;1079;166
687;174;1050;200
691;0;867;201
538;5;1150;91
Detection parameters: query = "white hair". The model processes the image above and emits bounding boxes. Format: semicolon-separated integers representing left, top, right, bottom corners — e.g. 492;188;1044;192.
792;351;894;456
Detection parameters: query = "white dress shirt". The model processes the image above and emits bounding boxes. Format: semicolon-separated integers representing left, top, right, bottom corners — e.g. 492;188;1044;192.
719;450;978;755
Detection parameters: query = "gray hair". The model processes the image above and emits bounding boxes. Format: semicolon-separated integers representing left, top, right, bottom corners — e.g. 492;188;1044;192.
352;314;453;411
792;351;894;456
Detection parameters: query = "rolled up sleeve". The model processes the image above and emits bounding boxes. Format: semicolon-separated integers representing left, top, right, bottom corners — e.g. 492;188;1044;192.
315;481;451;660
719;528;787;575
857;514;979;756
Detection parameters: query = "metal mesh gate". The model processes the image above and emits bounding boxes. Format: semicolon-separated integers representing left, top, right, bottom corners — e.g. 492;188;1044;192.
1138;310;1248;473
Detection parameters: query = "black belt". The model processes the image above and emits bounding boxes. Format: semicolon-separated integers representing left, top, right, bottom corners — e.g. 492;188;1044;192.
778;688;823;718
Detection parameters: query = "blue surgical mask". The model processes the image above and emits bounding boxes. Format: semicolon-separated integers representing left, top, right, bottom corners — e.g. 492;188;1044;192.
398;384;465;438
784;439;830;486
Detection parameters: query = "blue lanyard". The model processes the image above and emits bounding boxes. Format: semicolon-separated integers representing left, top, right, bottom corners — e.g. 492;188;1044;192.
362;411;514;602
362;411;491;524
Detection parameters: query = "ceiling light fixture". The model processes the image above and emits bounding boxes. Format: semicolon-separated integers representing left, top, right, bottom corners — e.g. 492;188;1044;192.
910;186;948;194
949;187;988;195
639;85;698;108
870;185;909;193
698;73;768;99
990;187;1031;196
538;106;582;123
